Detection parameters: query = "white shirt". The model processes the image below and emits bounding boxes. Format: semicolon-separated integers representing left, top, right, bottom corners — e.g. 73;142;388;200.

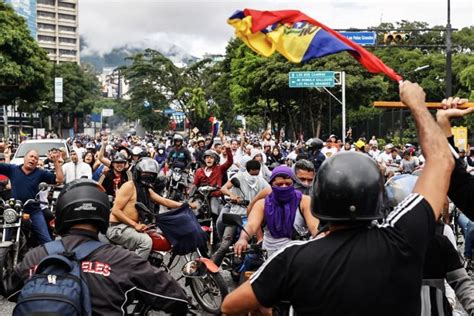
62;162;92;184
73;147;87;160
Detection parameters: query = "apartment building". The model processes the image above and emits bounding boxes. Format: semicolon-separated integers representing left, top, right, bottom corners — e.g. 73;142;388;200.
36;0;79;63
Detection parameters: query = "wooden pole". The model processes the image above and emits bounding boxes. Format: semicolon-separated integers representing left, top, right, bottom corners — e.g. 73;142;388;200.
373;101;474;109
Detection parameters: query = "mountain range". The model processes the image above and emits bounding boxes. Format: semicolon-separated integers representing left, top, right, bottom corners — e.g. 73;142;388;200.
80;42;199;73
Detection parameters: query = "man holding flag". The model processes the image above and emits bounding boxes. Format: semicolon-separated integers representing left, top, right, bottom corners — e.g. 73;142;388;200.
222;80;454;316
222;9;455;316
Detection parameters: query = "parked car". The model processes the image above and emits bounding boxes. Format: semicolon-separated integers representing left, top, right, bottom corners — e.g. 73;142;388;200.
10;139;70;165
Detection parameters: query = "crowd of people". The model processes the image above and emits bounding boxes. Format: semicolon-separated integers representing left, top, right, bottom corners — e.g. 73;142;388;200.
0;81;473;315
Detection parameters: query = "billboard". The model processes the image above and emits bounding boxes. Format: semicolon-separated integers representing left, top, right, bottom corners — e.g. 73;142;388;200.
5;0;37;39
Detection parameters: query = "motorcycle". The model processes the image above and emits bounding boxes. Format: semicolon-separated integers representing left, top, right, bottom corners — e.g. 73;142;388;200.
220;213;266;283
211;177;250;271
167;163;188;201
0;183;52;293
189;185;222;252
221;213;295;316
133;202;228;315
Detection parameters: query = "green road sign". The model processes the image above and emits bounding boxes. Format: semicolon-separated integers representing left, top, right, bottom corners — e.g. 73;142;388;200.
289;71;335;88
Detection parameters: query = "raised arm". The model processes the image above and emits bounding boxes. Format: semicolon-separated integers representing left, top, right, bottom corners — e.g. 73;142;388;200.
399;81;454;219
51;151;64;184
435;97;474;219
98;138;111;167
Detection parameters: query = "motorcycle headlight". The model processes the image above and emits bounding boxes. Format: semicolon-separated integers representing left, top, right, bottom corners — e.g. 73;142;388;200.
4;208;18;224
172;172;181;181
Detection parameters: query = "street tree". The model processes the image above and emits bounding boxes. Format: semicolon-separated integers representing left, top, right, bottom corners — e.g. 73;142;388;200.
39;63;100;135
0;2;50;113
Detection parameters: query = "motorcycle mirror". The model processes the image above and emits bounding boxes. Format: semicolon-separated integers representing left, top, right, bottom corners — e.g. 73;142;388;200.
230;177;241;189
222;213;243;227
38;182;49;191
223;213;251;238
182;260;207;278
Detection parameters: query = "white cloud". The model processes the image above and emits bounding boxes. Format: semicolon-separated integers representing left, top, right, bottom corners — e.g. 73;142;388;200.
80;0;474;56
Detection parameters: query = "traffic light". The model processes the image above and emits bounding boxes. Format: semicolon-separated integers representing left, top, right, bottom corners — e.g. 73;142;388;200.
383;32;409;44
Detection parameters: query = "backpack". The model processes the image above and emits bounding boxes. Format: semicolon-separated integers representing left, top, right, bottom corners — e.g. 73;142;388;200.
13;240;104;316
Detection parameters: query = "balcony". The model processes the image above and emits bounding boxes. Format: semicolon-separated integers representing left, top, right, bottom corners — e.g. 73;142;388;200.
38;42;57;49
57;6;76;14
37;4;55;12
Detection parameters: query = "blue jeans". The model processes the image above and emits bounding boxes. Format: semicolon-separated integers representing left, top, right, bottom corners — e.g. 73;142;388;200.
27;208;52;245
457;213;474;259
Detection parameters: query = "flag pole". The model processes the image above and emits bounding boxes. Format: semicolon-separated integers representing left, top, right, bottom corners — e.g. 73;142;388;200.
342;71;346;144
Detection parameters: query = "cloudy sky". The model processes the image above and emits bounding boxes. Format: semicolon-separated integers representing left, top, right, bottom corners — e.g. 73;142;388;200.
79;0;473;57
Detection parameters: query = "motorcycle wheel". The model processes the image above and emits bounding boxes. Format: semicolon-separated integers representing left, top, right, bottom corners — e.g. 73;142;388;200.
190;271;228;314
0;247;14;295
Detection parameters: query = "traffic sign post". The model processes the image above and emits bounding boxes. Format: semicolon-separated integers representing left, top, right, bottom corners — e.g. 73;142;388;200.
340;31;377;46
289;71;335;88
288;71;347;143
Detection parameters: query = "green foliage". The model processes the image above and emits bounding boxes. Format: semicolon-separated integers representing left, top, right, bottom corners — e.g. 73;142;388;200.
0;2;50;105
36;63;101;133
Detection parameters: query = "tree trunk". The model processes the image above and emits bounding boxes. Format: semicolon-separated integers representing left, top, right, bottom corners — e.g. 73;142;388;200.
287;108;297;142
309;104;316;137
315;100;324;139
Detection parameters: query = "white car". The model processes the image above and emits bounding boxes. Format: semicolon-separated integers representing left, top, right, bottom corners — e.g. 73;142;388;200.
11;139;70;165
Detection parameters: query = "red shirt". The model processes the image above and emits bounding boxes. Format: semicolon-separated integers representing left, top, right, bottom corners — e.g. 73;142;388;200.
193;147;233;196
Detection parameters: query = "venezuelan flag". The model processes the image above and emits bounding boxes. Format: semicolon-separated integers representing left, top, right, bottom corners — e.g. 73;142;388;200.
228;9;402;82
209;117;220;139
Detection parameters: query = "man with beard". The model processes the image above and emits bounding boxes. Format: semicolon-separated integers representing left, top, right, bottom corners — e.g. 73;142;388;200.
293;159;316;195
0;150;64;244
106;158;185;259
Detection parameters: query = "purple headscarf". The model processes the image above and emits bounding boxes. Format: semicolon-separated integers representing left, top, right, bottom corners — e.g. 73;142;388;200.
264;166;302;239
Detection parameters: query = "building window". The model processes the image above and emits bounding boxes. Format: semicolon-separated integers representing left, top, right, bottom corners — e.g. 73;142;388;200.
38;23;55;31
58;13;75;21
38;0;55;5
58;2;75;9
59;37;76;44
38;35;56;42
44;48;56;54
37;11;55;19
59;49;76;56
58;25;76;32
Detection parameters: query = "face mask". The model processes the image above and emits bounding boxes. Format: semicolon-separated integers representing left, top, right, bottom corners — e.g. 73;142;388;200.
272;185;295;203
140;174;156;188
244;171;258;187
158;149;164;154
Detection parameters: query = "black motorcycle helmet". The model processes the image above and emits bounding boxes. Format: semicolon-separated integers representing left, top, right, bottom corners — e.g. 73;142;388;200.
55;179;111;235
203;149;220;164
311;152;384;222
306;138;324;151
173;134;183;146
134;157;160;187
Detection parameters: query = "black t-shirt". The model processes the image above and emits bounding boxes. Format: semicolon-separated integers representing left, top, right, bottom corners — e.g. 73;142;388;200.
423;226;461;279
251;193;435;316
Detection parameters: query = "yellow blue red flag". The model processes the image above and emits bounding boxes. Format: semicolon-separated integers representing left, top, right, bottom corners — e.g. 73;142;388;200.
228;9;402;82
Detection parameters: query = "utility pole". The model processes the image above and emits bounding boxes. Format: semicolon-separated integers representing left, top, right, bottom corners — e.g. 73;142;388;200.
446;0;453;97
